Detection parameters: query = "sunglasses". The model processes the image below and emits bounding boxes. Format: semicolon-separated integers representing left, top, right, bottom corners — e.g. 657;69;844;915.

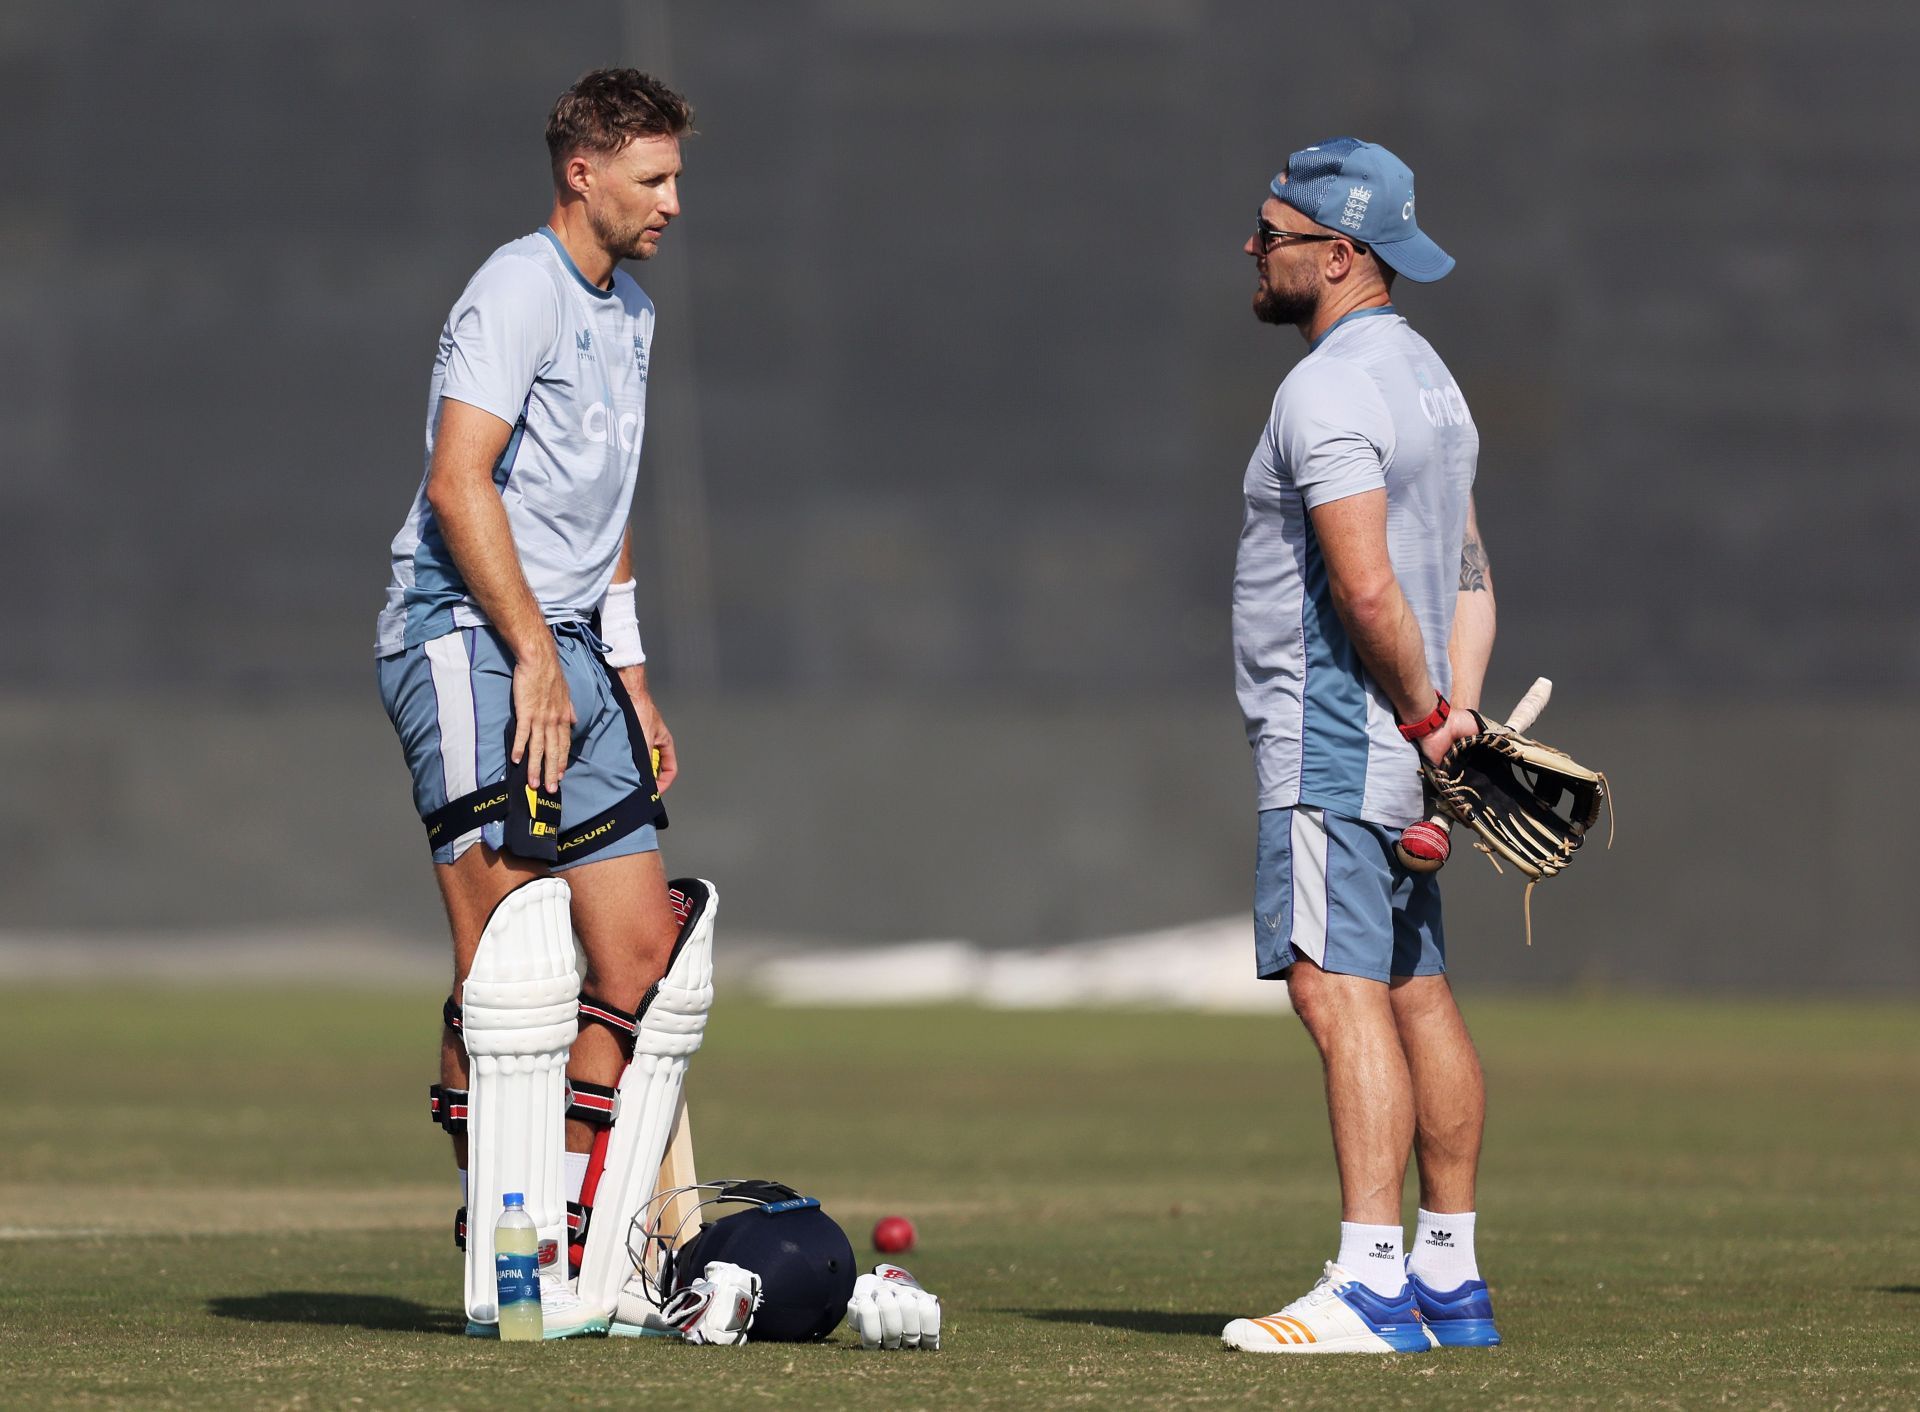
1254;216;1368;256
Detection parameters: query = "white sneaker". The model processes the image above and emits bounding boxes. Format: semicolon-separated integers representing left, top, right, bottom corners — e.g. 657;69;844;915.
538;1279;611;1340
1222;1262;1433;1355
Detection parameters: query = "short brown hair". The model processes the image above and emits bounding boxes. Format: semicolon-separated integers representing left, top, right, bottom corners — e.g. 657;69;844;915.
546;69;693;182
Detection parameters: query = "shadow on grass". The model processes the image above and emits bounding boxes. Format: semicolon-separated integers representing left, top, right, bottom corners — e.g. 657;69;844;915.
1875;1285;1920;1296
209;1291;467;1335
1009;1307;1232;1336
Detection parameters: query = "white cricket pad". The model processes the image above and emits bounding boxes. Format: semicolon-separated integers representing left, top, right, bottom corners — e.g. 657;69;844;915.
576;878;717;1317
462;877;579;1325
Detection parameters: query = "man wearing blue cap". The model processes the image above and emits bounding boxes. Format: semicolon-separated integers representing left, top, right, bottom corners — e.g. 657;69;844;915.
1222;139;1502;1355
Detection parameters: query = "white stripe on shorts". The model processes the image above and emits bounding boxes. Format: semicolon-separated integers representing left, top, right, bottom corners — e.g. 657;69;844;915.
1290;806;1330;967
424;632;482;860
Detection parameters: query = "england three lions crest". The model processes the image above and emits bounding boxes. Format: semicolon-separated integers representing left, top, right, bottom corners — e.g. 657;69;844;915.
1340;185;1372;231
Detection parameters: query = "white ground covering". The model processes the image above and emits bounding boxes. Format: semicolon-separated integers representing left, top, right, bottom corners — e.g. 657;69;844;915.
751;916;1289;1013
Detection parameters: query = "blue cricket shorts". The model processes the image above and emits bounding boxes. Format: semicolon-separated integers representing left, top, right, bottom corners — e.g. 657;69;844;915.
1254;806;1445;983
377;623;661;869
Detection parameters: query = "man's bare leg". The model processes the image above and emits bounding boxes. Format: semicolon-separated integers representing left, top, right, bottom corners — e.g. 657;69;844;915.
433;845;679;1160
1388;971;1497;1341
564;858;717;1319
1286;959;1415;1225
559;849;680;1152
1388;973;1484;1213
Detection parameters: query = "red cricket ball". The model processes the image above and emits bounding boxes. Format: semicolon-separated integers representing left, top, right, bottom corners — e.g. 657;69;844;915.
1396;818;1450;873
872;1215;916;1254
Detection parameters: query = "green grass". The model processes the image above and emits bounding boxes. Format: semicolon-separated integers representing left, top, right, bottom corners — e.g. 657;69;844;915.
1;989;1916;1409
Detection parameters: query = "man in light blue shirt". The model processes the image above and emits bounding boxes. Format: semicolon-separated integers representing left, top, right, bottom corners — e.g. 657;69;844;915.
374;69;703;1336
1221;140;1504;1355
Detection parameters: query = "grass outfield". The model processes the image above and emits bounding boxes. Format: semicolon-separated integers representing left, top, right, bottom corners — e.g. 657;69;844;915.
1;988;1915;1410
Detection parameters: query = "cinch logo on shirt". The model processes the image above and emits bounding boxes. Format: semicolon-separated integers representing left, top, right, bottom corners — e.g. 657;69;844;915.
580;401;640;450
576;330;594;355
1418;381;1471;428
633;336;649;375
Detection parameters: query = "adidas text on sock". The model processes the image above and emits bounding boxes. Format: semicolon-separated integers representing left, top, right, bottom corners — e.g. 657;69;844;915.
1336;1221;1406;1296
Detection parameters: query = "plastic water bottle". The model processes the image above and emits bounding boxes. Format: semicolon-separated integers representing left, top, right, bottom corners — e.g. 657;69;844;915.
495;1192;543;1341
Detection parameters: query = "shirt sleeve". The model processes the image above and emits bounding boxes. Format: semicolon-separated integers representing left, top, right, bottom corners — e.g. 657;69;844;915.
439;256;560;426
1270;357;1397;510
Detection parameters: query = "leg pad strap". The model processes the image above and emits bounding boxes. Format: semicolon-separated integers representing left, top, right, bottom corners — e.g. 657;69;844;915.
567;1079;617;1128
577;993;638;1060
429;1084;470;1136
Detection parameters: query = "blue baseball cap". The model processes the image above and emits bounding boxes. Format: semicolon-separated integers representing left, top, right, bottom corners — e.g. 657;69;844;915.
1270;138;1454;283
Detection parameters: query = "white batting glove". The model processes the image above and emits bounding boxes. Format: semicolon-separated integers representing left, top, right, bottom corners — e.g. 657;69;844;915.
652;1260;762;1345
845;1263;942;1350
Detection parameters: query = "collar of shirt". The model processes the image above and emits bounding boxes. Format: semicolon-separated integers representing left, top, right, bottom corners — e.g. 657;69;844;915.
1309;303;1397;352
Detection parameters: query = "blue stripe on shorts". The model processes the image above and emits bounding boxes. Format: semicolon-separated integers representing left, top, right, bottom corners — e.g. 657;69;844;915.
1254;806;1444;983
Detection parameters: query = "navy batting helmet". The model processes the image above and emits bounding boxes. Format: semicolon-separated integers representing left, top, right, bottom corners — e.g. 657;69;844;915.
670;1182;857;1342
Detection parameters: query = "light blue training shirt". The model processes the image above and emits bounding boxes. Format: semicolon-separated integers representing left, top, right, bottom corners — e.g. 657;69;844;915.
376;228;655;656
1233;306;1479;827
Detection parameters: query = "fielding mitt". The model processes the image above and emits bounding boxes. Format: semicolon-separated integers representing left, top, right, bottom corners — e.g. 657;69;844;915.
1421;712;1612;945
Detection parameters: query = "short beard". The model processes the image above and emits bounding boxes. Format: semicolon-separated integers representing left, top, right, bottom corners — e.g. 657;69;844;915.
1253;278;1318;327
589;206;653;263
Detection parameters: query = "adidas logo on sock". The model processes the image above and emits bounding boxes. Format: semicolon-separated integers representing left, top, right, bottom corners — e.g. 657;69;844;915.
1371;1241;1396;1259
1426;1230;1454;1247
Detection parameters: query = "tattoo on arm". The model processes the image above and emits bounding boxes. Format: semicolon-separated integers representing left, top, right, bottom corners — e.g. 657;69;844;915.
1459;534;1490;592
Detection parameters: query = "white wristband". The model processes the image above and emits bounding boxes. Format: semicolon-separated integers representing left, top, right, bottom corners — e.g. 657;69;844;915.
599;579;646;667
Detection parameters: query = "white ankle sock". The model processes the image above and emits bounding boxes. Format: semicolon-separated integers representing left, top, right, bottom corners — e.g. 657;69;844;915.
1336;1221;1406;1295
564;1150;591;1203
1409;1208;1480;1288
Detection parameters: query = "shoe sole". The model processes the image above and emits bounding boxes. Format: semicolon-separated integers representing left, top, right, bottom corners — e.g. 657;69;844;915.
608;1322;682;1339
1224;1331;1429;1354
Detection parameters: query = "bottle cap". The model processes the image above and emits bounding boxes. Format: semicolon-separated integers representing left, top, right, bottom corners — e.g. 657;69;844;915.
503;1192;525;1207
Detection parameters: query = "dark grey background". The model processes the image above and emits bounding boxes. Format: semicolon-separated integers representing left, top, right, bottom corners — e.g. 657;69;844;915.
4;1;1914;989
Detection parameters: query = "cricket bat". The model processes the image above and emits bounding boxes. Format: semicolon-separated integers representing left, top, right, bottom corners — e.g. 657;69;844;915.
648;862;701;1248
653;1094;701;1247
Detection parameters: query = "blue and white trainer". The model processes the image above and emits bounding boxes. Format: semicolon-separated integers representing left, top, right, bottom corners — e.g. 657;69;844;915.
1407;1270;1501;1347
1222;1262;1432;1354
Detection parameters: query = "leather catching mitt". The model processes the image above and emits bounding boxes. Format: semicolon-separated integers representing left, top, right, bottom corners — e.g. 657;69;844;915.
1421;713;1613;944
